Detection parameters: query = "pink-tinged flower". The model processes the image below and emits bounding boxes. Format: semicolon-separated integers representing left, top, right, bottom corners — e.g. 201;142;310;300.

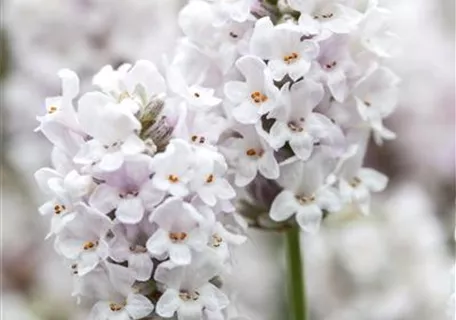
154;254;229;320
55;203;112;275
222;125;279;187
270;153;341;232
147;197;207;265
34;168;93;238
224;55;280;124
89;155;164;224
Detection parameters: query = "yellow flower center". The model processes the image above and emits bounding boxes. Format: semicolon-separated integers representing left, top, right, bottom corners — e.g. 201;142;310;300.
210;234;223;247
169;232;188;243
83;241;98;250
250;91;268;104
283;52;299;64
179;290;200;301
47;105;58;114
168;174;179;183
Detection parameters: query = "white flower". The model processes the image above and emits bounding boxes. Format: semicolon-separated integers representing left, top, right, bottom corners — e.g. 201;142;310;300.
294;0;363;38
314;35;356;102
93;60;166;106
109;226;154;281
167;66;222;111
173;110;227;147
268;79;343;160
250;17;319;81
222;125;279;187
34;168;93;237
190;152;236;207
75;92;144;172
205;222;246;263
270;154;341;232
357;6;400;58
212;0;254;24
89;287;154;320
36;69;81;133
353;65;400;143
338;150;388;215
89;155;164;224
150;139;195;197
147;197;207;265
155;254;229;320
224;55;280;124
55;203;112;275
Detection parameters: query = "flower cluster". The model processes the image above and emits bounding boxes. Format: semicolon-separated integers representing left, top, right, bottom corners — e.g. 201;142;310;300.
34;0;399;319
34;50;246;320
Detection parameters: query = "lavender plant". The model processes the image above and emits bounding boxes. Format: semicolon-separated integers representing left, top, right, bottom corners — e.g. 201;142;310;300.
34;0;399;319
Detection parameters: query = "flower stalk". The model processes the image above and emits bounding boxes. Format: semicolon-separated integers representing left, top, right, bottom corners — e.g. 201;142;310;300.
286;227;307;320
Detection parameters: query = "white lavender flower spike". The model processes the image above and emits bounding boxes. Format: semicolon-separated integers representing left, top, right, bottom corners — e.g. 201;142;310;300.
34;0;399;318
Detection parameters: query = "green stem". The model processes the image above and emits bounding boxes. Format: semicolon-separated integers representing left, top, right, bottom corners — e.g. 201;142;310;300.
286;227;307;320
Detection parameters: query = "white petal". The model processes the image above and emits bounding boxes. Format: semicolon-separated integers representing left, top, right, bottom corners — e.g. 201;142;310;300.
215;179;236;200
58;69;79;99
358;168;388;192
146;229;170;257
267;59;287;82
269;121;290;149
121;134;145;155
78;251;101;276
270;190;300;222
178;302;203;320
169;244;192;265
224;81;248;103
289;133;313;160
89;184;119;213
139;180;165;210
199;283;229;311
296;204;323;233
258;151;279;179
232;101;261;124
116;197;144;224
129;253;153;281
34;168;61;194
99;152;124;172
156;289;181;318
234;161;257;187
39;200;55;216
316;188;341;212
125;293;154;319
125;60;166;97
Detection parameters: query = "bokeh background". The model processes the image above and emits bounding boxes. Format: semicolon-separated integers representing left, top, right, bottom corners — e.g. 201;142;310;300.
1;0;454;319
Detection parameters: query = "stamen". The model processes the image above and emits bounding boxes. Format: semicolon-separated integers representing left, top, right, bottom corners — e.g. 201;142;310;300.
246;148;257;156
169;232;188;243
179;290;200;301
206;174;214;183
350;176;362;187
109;303;124;312
118;91;130;102
210;234;223;247
54;204;66;215
283;52;299;65
168;174;179;183
229;31;238;39
295;194;316;205
47;105;58;114
194;92;200;98
287;121;304;132
250;91;268;104
83;241;98;250
364;101;371;107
